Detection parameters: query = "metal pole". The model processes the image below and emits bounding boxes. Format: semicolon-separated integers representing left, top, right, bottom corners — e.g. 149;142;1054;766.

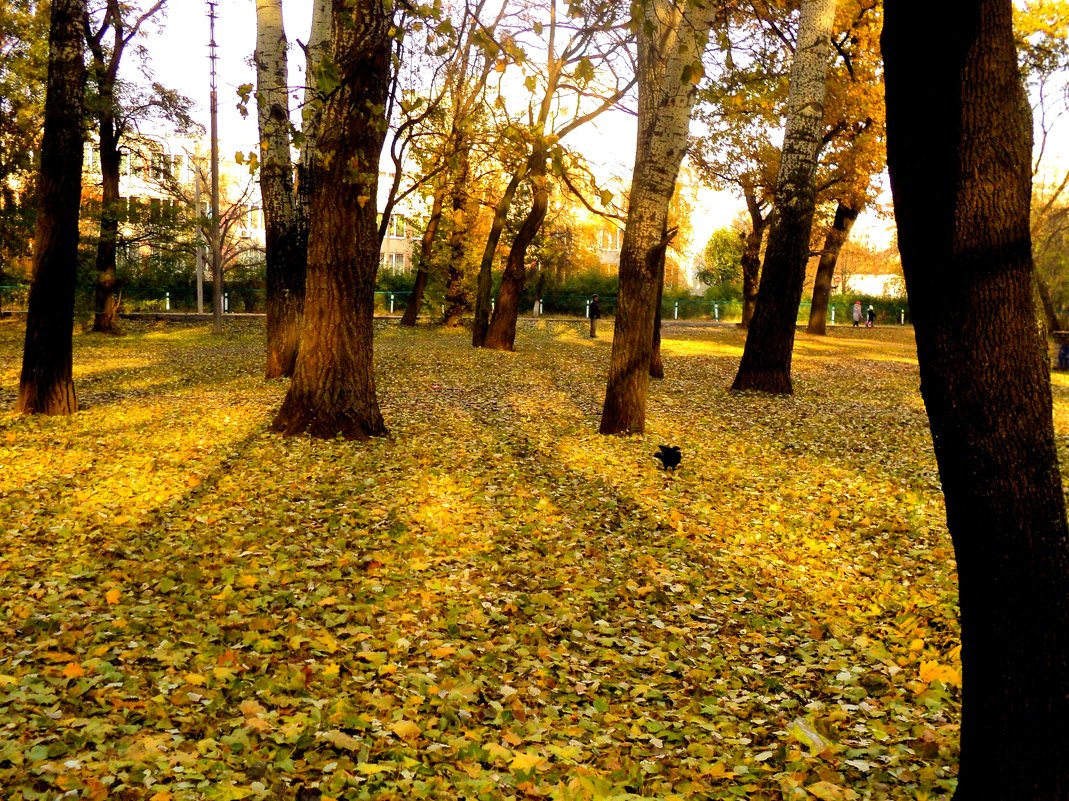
208;1;223;334
194;170;204;314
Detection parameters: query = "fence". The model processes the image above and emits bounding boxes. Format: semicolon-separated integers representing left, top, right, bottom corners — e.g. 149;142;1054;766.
0;285;914;326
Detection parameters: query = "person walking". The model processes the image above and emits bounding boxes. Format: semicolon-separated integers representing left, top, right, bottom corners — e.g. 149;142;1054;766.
866;304;876;327
852;300;862;327
589;294;601;338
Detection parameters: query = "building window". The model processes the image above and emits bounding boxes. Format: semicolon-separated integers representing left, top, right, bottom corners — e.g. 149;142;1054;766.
600;226;622;251
380;252;407;273
388;215;407;239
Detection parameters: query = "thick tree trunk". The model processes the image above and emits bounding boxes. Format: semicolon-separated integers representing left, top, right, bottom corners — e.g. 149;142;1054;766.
472;166;526;344
92;111;121;333
732;0;836;393
600;0;714;435
884;2;1069;799
738;179;767;329
256;0;304;379
806;201;859;335
271;0;389;440
400;179;445;326
485;154;549;351
17;0;85;415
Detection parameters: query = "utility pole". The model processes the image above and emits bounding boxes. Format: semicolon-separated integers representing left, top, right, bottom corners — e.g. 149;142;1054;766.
208;0;223;334
194;161;204;314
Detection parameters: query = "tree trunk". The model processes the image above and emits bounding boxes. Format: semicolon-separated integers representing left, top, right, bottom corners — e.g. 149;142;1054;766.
1036;273;1065;332
256;0;304;379
806;201;860;335
92;109;121;333
884;2;1069;799
600;0;715;435
271;0;390;440
738;178;767;329
731;0;836;393
472;165;526;344
485;153;549;351
400;179;445;326
650;236;666;379
17;0;85;416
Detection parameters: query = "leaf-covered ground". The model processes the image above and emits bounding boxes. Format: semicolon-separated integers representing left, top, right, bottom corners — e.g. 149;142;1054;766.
2;317;1060;800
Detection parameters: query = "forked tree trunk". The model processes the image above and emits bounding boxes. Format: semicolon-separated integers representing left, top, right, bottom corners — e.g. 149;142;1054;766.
738;179;768;329
271;0;390;440
485;154;549;351
17;0;86;415
732;0;836;393
400;179;445;326
600;0;716;435
472;166;526;344
884;2;1069;798
806;201;859;334
256;0;304;379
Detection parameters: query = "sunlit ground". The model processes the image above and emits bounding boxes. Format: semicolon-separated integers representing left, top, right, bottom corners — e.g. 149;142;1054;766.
0;316;1040;799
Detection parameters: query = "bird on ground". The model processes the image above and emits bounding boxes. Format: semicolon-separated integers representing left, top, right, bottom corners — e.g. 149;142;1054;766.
654;445;682;471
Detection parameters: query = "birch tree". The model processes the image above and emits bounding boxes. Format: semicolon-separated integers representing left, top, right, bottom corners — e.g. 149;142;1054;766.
731;0;837;394
599;0;719;434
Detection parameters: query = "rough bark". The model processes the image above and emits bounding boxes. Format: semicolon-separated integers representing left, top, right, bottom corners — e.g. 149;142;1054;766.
256;0;303;379
484;153;549;351
271;0;390;440
731;0;836;393
650;236;667;379
17;0;86;415
738;178;768;329
806;201;860;335
400;178;445;326
884;1;1069;798
600;0;716;434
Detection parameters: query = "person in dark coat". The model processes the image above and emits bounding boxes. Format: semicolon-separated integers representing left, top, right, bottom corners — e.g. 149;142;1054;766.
589;294;601;338
866;305;876;327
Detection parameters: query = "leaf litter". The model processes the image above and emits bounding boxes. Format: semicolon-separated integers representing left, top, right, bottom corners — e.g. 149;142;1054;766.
0;317;1015;800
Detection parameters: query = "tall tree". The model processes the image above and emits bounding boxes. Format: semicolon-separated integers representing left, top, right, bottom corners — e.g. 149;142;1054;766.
805;198;859;333
272;0;391;439
599;0;718;434
474;3;633;349
255;0;302;378
883;1;1069;798
83;0;167;334
731;0;837;394
17;0;86;415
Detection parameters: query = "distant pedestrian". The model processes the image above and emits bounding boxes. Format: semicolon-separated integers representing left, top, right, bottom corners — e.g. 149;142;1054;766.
589;294;601;338
866;305;876;327
852;300;862;327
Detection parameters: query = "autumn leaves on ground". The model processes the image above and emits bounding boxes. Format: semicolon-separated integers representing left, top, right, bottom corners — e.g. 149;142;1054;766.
0;318;989;800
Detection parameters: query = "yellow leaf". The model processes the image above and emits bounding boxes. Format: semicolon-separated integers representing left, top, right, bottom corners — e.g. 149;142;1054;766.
390;719;420;741
150;792;173;801
0;675;18;687
430;645;456;659
184;672;207;686
236;574;258;588
356;763;391;775
62;662;85;679
510;752;546;772
322;661;340;678
806;780;858;800
105;588;121;605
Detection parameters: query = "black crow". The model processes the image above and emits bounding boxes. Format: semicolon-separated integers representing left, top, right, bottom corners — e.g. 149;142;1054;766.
654;445;682;471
